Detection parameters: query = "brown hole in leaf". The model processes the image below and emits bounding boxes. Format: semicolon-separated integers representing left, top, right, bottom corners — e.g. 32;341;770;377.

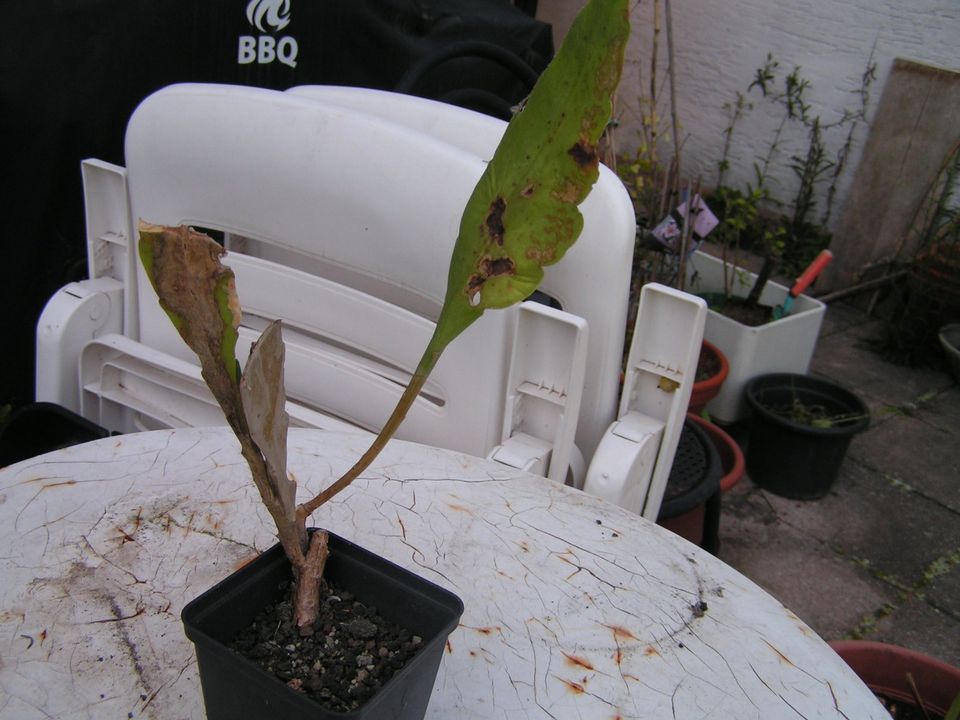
568;140;598;169
466;256;516;297
482;256;516;277
521;183;536;198
485;196;506;246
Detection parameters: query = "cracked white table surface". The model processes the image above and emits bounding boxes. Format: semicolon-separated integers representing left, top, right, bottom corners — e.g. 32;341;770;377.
0;427;886;719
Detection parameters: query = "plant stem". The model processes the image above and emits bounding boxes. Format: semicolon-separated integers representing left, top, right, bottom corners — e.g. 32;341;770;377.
293;530;330;636
296;367;431;522
664;0;681;215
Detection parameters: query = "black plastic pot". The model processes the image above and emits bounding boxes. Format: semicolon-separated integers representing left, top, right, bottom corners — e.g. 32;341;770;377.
744;374;869;499
0;402;110;466
656;417;721;546
182;530;463;720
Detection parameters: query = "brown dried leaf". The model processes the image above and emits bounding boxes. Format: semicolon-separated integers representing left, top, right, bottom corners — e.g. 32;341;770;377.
138;222;243;428
240;320;296;515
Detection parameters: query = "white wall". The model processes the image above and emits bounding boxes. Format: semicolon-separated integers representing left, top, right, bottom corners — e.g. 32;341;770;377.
541;0;960;230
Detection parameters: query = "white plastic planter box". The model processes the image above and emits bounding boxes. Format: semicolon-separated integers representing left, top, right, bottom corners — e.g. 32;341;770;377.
685;250;827;424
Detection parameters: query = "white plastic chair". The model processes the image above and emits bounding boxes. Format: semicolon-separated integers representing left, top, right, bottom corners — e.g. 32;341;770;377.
35;83;703;517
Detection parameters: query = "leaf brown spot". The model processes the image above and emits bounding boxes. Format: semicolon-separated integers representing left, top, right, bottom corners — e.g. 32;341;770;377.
568;140;598;169
485;196;507;246
552;179;582;203
526;247;557;264
521;183;536;198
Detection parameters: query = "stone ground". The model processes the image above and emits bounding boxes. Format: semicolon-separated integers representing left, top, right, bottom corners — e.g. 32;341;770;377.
715;301;960;667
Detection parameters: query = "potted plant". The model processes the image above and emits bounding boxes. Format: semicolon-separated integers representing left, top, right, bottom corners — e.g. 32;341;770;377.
689;339;729;415
878;140;960;366
684;250;830;423
830;640;960;719
620;53;876;423
138;1;630;717
743;372;869;499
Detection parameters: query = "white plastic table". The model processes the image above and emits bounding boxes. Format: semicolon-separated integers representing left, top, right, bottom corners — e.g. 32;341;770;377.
0;428;886;719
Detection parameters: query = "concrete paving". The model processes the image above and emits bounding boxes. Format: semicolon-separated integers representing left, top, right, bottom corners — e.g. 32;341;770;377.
716;301;960;667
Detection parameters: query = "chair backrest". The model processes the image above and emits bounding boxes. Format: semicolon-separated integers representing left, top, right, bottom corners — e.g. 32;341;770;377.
58;84;634;468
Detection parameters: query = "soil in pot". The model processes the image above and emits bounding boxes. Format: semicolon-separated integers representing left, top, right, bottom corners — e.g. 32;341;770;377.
699;293;773;327
764;396;868;430
231;578;423;713
690;341;729;415
875;694;948;720
183;530;463;720
696;344;722;382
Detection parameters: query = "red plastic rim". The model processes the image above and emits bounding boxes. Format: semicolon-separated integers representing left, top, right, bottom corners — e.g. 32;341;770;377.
689;340;730;414
829;640;960;716
687;413;744;494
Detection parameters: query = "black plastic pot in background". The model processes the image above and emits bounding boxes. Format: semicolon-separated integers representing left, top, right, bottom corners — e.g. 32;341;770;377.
182;531;463;720
656;418;722;547
744;374;869;500
0;402;110;466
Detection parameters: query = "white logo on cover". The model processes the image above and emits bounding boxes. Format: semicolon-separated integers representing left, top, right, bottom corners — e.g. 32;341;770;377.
238;0;298;68
246;0;291;33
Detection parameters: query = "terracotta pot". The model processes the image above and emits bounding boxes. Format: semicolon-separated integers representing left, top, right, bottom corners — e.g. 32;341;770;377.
829;640;960;717
689;340;729;415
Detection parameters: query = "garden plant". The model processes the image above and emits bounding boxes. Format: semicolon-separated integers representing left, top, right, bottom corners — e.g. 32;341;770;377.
139;0;629;636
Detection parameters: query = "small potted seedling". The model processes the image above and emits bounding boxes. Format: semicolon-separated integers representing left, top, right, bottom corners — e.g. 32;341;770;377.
743;372;869;500
138;1;629;717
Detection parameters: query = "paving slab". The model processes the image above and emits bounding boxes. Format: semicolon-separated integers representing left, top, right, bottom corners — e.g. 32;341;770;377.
865;594;960;667
716;298;960;672
923;384;960;428
923;553;960;621
847;406;960;512
719;486;901;642
810;330;955;415
818;302;872;338
752;458;959;587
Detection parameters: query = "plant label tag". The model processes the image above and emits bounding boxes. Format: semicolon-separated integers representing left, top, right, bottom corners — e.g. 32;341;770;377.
677;195;719;238
651;215;681;249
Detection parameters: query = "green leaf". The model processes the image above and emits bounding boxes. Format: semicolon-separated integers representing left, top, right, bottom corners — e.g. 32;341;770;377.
422;0;630;366
312;0;630;511
945;691;960;720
